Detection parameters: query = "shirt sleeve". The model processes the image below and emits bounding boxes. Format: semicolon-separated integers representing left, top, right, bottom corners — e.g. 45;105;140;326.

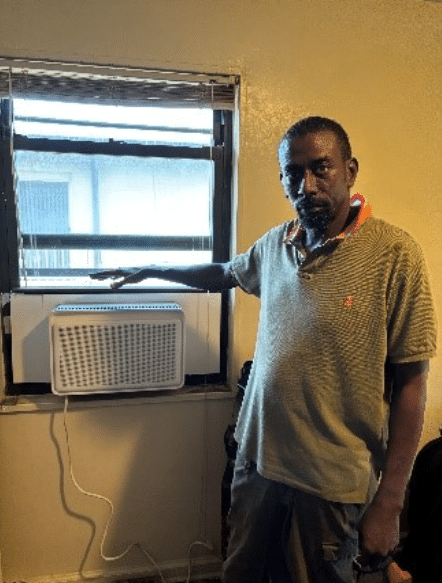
386;234;437;363
230;235;268;298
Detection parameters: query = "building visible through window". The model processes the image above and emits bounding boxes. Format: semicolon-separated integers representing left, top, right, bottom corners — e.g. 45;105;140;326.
18;179;70;271
12;99;222;288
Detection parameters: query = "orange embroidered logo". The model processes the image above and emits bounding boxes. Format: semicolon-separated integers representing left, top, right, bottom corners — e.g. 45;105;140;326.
343;295;355;309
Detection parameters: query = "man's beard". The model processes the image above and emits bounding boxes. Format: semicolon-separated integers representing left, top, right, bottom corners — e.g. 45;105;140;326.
297;203;333;237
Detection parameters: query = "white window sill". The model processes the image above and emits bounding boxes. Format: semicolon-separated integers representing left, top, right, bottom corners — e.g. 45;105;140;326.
0;385;233;414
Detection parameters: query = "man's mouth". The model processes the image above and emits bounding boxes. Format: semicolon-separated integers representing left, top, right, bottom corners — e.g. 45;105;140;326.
297;202;328;215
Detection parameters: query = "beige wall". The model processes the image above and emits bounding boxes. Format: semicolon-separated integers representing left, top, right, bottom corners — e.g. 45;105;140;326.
1;0;442;581
0;396;231;583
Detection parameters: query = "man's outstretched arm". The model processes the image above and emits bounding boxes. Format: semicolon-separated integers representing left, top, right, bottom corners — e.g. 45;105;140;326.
90;262;238;292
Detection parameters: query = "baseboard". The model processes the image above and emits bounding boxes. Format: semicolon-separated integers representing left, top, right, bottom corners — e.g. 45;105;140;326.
7;554;223;583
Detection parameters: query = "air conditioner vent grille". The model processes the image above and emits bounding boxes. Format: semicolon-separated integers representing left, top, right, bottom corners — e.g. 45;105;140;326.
53;302;181;312
50;303;184;394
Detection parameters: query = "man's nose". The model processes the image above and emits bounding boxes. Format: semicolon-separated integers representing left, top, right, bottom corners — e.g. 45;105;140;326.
297;169;318;196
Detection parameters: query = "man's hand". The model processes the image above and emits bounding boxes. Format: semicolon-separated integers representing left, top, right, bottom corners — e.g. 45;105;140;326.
89;268;147;289
358;495;400;560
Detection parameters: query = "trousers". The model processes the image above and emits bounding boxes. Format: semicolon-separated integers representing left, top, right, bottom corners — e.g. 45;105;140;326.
222;454;380;583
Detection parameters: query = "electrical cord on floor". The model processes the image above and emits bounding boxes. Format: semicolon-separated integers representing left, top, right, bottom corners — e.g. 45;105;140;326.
62;397;215;583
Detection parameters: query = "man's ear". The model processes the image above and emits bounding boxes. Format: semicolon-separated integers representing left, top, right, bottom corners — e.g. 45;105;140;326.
347;157;359;187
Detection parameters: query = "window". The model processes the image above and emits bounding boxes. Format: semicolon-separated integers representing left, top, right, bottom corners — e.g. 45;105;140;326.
0;63;236;289
0;60;237;393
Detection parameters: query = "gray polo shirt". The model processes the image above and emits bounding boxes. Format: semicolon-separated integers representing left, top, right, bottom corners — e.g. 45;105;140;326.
231;214;436;503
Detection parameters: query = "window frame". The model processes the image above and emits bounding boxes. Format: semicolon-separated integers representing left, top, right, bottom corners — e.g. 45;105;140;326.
0;63;236;395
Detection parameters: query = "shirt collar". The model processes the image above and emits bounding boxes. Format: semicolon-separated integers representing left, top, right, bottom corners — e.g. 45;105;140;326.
283;193;372;248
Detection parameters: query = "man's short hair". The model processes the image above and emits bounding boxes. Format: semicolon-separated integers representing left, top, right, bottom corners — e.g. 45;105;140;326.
279;116;352;162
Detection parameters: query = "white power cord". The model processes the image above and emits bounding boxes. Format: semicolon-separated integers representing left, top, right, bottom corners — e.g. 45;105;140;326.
62;397;215;583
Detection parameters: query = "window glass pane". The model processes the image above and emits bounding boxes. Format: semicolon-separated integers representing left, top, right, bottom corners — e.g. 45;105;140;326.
14;99;213;147
19;181;69;233
17;180;70;273
15;150;213;288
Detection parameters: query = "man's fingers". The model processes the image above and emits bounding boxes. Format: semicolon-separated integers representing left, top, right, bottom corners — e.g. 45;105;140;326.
89;268;143;288
110;279;126;289
89;272;111;280
89;270;127;280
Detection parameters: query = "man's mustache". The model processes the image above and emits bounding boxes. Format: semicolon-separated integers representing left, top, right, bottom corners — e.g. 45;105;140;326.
296;200;329;214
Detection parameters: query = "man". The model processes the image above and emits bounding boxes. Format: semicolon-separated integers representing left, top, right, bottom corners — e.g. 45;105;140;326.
91;117;437;583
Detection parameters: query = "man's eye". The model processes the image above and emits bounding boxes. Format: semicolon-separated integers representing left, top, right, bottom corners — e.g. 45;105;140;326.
315;164;329;176
285;170;302;181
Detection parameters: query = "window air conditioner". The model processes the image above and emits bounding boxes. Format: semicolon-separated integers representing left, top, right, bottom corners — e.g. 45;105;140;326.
49;303;185;395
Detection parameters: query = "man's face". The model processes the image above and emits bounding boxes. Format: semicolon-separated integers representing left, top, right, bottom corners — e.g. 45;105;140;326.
279;130;358;236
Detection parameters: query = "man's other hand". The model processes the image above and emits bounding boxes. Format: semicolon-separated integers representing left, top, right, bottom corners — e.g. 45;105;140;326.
358;496;400;560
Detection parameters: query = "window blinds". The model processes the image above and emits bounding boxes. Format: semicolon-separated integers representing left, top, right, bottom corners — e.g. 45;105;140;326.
0;58;238;109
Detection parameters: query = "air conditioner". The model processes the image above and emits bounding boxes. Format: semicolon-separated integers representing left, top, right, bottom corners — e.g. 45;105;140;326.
49;303;185;395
